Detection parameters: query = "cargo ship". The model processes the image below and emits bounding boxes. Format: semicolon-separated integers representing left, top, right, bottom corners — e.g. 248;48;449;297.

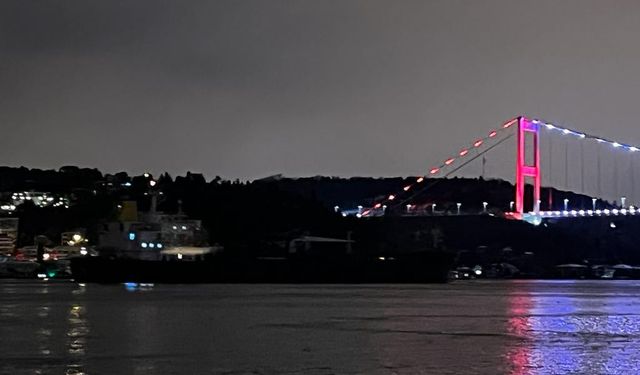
69;196;455;283
70;240;454;283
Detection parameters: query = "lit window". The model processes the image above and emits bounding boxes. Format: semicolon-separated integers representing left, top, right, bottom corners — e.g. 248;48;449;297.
128;232;136;241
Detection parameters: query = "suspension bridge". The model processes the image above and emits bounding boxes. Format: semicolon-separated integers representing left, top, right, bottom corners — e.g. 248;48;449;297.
361;116;640;224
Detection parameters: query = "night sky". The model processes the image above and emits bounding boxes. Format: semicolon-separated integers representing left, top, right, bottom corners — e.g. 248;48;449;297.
2;1;640;190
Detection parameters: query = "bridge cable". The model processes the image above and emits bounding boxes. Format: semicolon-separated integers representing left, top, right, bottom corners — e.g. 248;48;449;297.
597;143;602;198
632;155;636;205
547;132;553;210
564;138;569;190
535;117;640;204
392;133;515;210
613;153;620;202
361;118;520;216
580;141;585;194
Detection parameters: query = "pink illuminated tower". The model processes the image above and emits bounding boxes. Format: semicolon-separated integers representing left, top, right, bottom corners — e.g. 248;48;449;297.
515;116;541;218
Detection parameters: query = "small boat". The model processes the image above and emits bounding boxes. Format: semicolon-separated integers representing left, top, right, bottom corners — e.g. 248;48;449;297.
555;263;590;279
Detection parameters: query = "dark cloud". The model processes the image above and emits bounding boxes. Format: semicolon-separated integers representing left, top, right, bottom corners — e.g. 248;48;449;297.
1;0;640;204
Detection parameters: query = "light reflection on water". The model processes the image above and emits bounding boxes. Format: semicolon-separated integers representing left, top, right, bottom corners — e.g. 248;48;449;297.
506;280;640;374
2;280;640;374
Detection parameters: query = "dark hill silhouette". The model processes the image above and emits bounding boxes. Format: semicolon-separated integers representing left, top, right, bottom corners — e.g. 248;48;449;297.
0;166;634;272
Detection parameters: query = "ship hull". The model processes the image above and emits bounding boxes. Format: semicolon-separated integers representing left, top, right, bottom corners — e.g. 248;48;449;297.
70;252;454;284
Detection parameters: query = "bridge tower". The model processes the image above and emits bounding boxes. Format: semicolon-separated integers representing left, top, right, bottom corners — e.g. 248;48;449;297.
515;116;541;218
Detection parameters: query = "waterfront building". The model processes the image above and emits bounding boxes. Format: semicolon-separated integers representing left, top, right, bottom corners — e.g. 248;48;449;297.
0;218;18;255
1;191;70;211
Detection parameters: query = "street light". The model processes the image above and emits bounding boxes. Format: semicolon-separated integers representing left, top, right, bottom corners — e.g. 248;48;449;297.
509;201;514;211
592;198;597;211
482;202;488;213
564;199;569;211
457;203;462;215
406;204;412;213
621;197;627;208
536;199;541;213
432;203;437;215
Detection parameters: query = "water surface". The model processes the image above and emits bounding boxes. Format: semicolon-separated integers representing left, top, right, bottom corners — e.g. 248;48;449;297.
2;280;640;374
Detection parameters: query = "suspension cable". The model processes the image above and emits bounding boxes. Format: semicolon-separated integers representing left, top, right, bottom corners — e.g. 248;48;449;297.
393;133;515;210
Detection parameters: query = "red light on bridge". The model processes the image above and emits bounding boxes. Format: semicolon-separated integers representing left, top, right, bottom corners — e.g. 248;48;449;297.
430;168;440;174
459;149;469;157
503;118;518;128
388;194;395;200
403;185;411;191
474;140;484;147
489;130;498;138
444;158;455;165
374;203;382;209
416;177;424;183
